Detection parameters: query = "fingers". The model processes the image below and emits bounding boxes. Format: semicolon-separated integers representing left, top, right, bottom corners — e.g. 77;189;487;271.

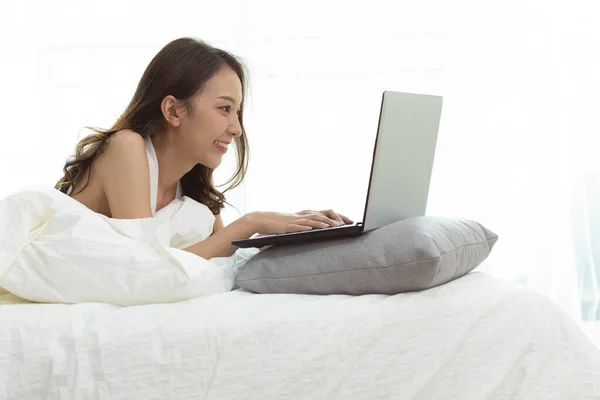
307;213;343;227
318;209;354;225
318;209;345;225
337;213;354;225
299;218;332;229
296;209;353;226
287;224;314;232
259;244;273;252
294;209;353;228
292;211;337;227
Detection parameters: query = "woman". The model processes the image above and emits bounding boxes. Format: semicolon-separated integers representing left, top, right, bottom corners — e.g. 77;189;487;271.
55;37;352;260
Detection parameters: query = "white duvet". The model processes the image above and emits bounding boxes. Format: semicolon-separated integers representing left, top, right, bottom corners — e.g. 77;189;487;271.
1;272;599;399
0;186;258;305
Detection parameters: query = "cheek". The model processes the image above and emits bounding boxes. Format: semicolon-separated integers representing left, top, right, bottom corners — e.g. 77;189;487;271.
182;116;207;142
189;112;224;140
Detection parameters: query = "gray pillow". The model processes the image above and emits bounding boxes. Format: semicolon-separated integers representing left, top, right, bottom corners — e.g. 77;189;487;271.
235;217;498;295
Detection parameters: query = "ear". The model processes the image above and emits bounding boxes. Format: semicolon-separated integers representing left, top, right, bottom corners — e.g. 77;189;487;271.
160;95;183;128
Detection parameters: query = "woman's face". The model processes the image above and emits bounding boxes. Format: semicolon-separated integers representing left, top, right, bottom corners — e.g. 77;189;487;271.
177;66;243;169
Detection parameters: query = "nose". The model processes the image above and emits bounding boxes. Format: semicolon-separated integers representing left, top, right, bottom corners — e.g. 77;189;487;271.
227;115;243;138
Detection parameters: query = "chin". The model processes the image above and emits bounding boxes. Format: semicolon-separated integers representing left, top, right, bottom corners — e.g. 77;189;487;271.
207;159;222;169
197;154;222;170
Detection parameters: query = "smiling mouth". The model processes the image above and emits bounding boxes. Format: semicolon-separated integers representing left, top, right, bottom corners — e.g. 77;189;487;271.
214;141;228;153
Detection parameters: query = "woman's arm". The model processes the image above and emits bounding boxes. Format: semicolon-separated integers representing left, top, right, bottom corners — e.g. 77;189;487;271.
98;130;154;219
212;214;225;235
186;210;350;259
183;214;258;259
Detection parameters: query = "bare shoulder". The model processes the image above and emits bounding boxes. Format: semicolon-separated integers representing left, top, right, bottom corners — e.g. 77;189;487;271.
95;129;153;219
106;129;146;152
95;129;147;177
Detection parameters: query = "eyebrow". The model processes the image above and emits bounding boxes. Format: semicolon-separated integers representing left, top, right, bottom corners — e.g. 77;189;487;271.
217;96;241;107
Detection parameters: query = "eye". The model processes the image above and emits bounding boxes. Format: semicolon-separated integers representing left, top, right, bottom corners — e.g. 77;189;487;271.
220;106;231;113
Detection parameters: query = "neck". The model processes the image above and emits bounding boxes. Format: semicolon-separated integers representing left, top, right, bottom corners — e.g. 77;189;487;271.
149;132;196;196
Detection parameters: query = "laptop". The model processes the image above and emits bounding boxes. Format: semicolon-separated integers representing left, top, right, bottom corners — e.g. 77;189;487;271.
232;90;443;248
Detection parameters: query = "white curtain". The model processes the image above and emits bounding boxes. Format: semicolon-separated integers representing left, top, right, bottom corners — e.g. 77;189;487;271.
1;0;598;344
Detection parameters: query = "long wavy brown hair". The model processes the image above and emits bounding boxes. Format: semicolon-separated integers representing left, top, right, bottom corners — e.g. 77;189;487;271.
55;37;249;215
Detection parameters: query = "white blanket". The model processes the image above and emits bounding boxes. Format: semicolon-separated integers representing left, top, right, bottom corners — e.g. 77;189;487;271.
0;186;258;305
0;272;599;399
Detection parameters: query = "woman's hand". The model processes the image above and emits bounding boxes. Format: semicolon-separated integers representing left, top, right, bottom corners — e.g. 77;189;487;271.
247;209;352;236
295;209;353;226
247;209;353;252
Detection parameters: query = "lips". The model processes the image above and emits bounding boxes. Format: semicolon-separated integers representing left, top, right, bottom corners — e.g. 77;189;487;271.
214;141;228;153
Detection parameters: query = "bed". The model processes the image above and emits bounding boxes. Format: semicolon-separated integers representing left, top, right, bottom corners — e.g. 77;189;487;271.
1;272;599;399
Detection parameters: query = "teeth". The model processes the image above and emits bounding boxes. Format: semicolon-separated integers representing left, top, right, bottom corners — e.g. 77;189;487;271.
215;140;228;147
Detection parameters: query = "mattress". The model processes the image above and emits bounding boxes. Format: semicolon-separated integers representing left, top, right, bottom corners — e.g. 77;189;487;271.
1;272;599;399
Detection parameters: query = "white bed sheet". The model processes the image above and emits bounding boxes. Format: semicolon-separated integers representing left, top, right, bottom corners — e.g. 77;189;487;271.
1;272;599;399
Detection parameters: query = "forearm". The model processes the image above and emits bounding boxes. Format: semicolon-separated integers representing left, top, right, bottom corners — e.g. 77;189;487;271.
183;214;258;259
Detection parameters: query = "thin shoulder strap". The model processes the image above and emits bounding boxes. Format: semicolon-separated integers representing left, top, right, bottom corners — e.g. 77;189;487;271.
176;181;182;199
144;136;159;215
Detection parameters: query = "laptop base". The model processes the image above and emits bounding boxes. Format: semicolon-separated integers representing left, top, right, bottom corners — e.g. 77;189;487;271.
232;223;364;248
